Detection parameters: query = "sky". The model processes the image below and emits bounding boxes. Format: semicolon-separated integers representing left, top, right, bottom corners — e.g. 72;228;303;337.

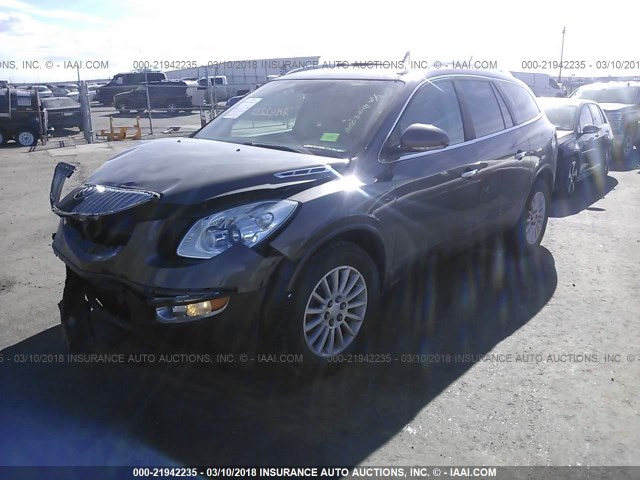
0;0;638;83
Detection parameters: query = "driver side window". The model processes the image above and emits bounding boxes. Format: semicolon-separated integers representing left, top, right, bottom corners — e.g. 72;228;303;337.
578;106;594;132
384;80;464;159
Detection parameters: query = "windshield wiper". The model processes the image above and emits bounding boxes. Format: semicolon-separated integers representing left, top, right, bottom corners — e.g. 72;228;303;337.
241;142;310;154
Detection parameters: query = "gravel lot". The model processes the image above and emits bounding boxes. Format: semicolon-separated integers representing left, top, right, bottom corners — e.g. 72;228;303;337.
0;140;638;468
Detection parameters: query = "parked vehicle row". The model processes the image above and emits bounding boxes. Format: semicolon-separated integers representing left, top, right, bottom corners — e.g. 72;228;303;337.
539;98;612;197
570;81;640;161
50;67;558;372
95;70;264;110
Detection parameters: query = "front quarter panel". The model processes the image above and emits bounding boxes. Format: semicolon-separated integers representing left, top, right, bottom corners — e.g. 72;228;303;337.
268;180;393;275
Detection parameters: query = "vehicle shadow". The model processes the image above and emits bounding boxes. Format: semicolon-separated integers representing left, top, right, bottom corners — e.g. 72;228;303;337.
550;175;618;218
0;246;557;467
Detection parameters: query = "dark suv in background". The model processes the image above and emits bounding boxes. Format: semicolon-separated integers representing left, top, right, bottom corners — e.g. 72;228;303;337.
50;67;557;370
114;80;193;114
96;71;167;106
571;81;640;161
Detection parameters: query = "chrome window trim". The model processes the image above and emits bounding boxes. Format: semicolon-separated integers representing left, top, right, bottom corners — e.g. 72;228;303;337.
378;74;542;164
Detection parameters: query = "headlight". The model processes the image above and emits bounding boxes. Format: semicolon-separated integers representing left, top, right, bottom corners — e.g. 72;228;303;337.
177;200;298;259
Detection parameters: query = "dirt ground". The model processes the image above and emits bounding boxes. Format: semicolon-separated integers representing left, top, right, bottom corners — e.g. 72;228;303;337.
0;140;639;468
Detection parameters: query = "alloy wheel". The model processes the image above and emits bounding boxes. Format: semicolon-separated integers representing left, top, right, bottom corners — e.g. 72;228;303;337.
303;266;368;357
525;191;546;245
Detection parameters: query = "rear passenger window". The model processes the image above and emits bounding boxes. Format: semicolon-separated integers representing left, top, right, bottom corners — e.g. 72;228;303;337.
498;82;540;124
588;104;605;126
456;80;505;137
395;80;465;146
492;83;514;128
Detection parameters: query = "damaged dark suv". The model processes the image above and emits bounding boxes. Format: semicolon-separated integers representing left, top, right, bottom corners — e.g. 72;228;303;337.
50;67;557;368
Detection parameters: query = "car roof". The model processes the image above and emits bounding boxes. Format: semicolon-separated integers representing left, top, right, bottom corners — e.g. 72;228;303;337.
141;80;188;86
278;66;520;84
576;81;640;90
537;97;598;108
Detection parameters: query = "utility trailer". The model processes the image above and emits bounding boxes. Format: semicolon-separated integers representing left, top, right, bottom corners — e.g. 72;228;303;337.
0;84;48;147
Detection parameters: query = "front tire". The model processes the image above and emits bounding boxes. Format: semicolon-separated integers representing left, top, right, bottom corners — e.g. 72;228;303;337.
507;179;550;253
269;242;380;372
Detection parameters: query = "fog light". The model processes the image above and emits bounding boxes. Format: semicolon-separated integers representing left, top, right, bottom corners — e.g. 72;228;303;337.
184;297;230;317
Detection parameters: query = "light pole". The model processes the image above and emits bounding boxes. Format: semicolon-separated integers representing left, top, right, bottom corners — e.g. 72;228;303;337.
144;69;153;135
558;26;566;83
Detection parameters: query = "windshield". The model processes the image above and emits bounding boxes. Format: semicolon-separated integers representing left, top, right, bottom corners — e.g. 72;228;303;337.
541;104;576;130
573;86;640;104
194;79;403;159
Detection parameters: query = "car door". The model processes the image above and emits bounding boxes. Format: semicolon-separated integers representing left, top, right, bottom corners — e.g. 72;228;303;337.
377;79;485;267
576;105;598;176
588;103;612;170
453;78;532;235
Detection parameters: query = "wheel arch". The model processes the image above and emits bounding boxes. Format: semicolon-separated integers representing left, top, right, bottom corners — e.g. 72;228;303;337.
535;164;555;194
278;224;389;295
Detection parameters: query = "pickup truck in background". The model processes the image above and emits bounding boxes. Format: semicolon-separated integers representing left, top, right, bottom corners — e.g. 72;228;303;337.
96;71;167;105
571;81;640;161
187;76;257;105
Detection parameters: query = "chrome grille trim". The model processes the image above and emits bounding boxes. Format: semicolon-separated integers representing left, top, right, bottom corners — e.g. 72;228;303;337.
53;184;160;218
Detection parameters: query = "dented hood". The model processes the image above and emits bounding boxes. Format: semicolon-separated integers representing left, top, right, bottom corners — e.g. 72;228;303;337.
88;138;348;205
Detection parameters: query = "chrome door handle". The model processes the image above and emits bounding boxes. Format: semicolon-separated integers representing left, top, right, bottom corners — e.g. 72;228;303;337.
461;169;478;178
515;150;526;160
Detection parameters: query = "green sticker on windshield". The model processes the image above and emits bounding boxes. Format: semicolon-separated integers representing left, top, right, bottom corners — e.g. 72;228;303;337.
320;132;340;142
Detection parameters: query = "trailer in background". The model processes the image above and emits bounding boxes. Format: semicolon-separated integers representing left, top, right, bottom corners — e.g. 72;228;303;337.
0;85;48;147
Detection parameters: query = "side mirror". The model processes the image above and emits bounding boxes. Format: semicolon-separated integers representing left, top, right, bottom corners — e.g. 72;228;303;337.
581;124;599;134
400;123;450;152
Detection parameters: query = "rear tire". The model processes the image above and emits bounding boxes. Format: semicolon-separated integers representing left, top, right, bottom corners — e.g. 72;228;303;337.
0;129;7;146
265;241;380;374
616;132;634;164
506;179;550;254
